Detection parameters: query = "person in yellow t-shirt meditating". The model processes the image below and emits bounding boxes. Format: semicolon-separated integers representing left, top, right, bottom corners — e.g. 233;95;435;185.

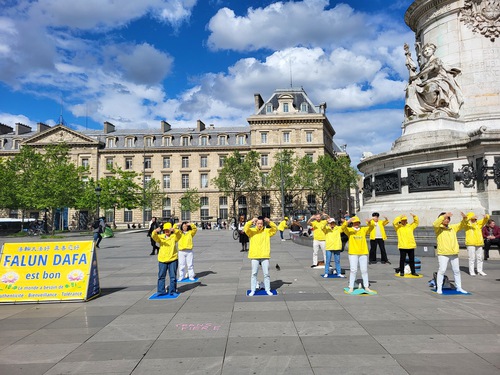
342;216;375;293
151;222;182;296
244;216;277;296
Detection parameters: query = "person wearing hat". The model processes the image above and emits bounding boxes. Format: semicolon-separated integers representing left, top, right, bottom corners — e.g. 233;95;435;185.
307;213;328;267
151;222;182;296
322;217;345;278
393;213;419;276
341;216;375;293
433;212;468;294
278;216;289;241
244;216;277;296
369;212;390;264
463;211;489;276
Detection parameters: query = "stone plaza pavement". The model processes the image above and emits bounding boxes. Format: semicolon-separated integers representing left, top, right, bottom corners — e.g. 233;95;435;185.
0;229;499;375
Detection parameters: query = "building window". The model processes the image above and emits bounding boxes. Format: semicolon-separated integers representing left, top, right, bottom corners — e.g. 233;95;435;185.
163;156;170;168
283;132;290;143
163;137;172;146
218;135;226;145
261;154;268;167
301;102;309;112
266;104;273;113
13;140;20;149
144;157;152;169
307;194;317;212
283;103;289;112
200;208;209;221
200;173;209;188
200;136;208;146
261;132;268;144
200;156;208;168
126;137;134;147
162;198;171;219
106;158;114;170
219;196;228;206
144;175;151;185
219;155;226;168
145;137;154;147
306;131;313;143
181;210;191;221
143;208;152;222
306;153;313;161
182;136;190;146
163;174;170;189
219;208;228;220
261;172;269;185
182;174;190;189
125;158;133;169
261;195;271;218
106;138;115;148
200;196;209;206
81;158;89;168
237;135;246;145
124;209;133;222
182;156;189;168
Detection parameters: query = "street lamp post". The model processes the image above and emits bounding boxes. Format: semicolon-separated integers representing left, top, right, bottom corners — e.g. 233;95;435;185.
95;185;102;219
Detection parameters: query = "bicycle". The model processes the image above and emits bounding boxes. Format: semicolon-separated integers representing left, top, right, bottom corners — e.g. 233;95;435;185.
232;228;240;241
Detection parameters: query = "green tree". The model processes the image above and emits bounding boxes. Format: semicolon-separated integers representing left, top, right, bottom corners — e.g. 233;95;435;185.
0;158;18;213
312;155;358;211
142;178;164;214
212;150;261;221
180;188;201;218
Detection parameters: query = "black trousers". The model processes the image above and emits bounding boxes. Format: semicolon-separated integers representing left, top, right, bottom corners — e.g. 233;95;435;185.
369;239;388;262
150;237;159;254
399;249;415;274
484;238;500;259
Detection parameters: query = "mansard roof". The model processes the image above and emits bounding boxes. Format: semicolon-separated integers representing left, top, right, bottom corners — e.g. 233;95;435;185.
255;87;320;115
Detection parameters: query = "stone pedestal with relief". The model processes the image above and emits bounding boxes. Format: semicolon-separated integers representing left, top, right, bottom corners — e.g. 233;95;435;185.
358;0;500;226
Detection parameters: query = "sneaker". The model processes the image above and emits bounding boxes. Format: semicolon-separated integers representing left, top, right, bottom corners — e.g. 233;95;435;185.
281;239;286;241
189;277;196;281
311;265;317;268
177;278;183;282
400;273;404;277
338;274;346;278
411;273;419;277
323;274;329;278
470;272;476;276
436;289;443;295
386;260;391;264
248;291;255;296
478;271;487;276
456;288;468;294
240;249;245;252
266;290;273;296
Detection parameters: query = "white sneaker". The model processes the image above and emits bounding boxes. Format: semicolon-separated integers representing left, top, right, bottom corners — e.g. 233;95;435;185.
189;277;196;281
248;291;255;296
470;272;476;276
177;278;183;282
281;239;286;241
436;289;443;295
266;290;273;296
323;274;329;278
338;274;346;278
478;271;487;276
456;288;468;294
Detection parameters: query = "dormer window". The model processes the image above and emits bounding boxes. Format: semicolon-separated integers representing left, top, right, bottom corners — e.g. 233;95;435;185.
200;136;208;146
13;139;20;150
218;135;227;145
266;104;273;113
301;102;309;112
182;136;190;146
237;135;246;145
106;137;116;148
125;137;135;147
144;136;155;147
163;136;172;146
283;103;289;113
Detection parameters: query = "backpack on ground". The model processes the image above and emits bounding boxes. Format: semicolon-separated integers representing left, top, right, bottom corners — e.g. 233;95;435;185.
432;272;454;289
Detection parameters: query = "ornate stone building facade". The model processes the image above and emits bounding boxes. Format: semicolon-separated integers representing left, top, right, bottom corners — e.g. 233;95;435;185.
0;88;348;228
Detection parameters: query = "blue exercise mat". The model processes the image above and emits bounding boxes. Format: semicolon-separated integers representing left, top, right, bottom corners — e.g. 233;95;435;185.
431;288;471;295
177;278;199;283
246;289;278;296
149;292;180;300
323;274;346;279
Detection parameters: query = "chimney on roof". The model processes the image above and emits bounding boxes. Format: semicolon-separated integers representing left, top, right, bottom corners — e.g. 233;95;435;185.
196;119;205;132
161;120;171;132
37;122;51;133
0;123;13;135
15;123;32;135
254;93;264;112
104;121;115;134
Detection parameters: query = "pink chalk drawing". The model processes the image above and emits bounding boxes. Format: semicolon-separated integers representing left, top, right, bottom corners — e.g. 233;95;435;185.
67;269;85;282
176;323;221;331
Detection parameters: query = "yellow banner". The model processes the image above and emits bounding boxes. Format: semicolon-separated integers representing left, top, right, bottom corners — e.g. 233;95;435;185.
0;240;100;303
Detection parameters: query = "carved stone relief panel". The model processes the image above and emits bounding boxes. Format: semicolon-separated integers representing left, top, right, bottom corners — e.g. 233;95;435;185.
374;171;401;196
408;164;454;192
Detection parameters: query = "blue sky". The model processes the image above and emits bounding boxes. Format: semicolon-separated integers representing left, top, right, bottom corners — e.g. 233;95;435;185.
0;0;415;165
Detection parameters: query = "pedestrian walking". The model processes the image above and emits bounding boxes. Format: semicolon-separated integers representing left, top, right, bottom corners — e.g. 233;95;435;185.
147;217;160;255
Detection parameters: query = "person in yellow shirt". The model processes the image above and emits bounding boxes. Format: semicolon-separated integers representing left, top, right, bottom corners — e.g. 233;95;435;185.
278;216;289;241
322;217;345;278
175;222;198;281
463;212;489;276
369;212;390;264
393;213;419;276
342;216;375;293
151;222;182;296
244;216;277;296
307;213;328;267
433;212;467;294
